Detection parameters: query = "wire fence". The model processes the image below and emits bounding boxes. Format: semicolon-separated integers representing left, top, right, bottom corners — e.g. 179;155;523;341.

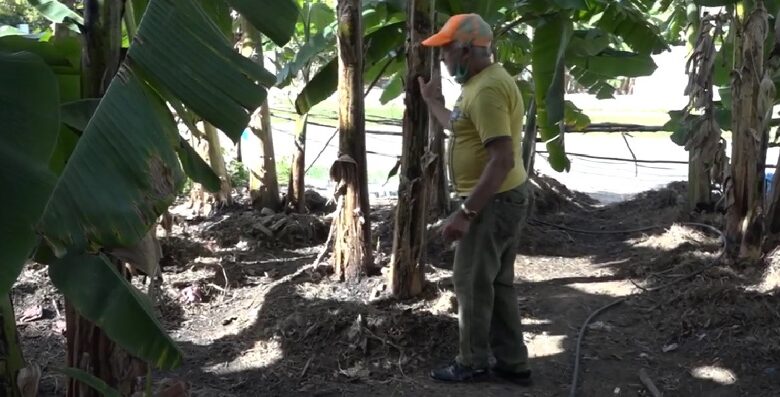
267;110;779;172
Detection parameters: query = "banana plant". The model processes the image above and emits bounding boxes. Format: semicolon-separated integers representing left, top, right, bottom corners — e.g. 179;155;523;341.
291;0;407;114
0;0;298;387
289;0;668;172
663;0;780;143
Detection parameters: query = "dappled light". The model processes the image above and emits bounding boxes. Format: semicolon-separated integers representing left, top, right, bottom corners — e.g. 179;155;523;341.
691;365;738;385
569;281;639;297
5;0;780;396
202;338;284;375
525;334;566;359
630;224;713;251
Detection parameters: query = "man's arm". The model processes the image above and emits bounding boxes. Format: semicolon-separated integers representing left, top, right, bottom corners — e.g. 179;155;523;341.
417;75;452;129
463;137;515;213
424;98;453;130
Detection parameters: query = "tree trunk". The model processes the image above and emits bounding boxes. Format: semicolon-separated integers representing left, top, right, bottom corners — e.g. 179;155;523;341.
68;1;146;395
81;0;122;98
684;6;715;211
761;13;780;249
1;294;24;397
203;122;233;206
522;99;537;175
765;150;780;245
240;21;281;211
725;1;771;262
253;101;281;210
688;148;711;210
389;0;432;298
333;0;372;282
189;134;212;216
427;48;449;220
289;113;308;213
65;274;146;396
288;17;311;214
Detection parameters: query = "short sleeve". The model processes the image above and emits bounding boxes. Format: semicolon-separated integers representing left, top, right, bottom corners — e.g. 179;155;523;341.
469;88;512;144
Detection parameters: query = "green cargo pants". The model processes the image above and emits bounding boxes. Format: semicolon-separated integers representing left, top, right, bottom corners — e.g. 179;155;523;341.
453;182;530;372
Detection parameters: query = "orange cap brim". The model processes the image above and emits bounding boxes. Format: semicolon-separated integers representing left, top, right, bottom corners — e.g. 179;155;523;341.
421;32;452;47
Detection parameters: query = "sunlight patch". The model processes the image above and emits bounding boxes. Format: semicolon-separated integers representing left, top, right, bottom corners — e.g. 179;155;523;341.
632;224;707;251
203;337;283;374
524;317;553;326
747;251;780;293
525;333;565;358
691;365;737;385
570;281;638;297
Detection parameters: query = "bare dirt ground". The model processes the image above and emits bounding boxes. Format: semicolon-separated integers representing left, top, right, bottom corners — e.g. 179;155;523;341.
12;175;780;396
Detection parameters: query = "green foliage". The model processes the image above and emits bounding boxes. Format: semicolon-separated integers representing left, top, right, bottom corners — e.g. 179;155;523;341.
276;155;293;185
60;99;100;131
49;254;181;369
177;138;222;193
0;1;50;33
230;0;299;46
50;367;122;397
532;12;573;172
593;2;668;55
294;20;405;114
39;69;186;256
380;72;404;104
274;0;338;88
487;0;670;171
227;159;250;188
129;0;276;143
564;100;591;130
0;0;298;373
0;51;59;296
26;0;84;32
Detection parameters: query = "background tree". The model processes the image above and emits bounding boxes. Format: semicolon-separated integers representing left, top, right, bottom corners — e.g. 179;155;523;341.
426;43;450;219
203;121;234;206
725;1;778;261
388;0;432;298
332;0;373;281
240;18;281;211
274;0;337;212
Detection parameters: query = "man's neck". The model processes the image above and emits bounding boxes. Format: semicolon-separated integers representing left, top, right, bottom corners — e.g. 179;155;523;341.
466;58;494;82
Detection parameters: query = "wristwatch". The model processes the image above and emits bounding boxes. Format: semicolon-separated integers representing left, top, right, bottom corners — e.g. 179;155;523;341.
460;203;477;220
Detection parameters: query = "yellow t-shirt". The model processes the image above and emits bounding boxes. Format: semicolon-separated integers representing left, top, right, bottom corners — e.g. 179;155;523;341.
448;63;527;195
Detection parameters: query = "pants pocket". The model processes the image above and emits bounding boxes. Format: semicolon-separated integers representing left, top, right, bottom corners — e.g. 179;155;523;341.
494;186;530;239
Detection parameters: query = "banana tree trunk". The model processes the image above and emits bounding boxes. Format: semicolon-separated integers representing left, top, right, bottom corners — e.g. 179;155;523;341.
725;1;771;262
427;49;449;220
1;294;24;397
685;5;715;211
522;99;537;175
253;100;281;210
240;21;281;211
203;122;233;206
762;16;780;248
68;1;146;395
689;149;712;210
290;113;308;213
287;17;311;214
189;134;211;215
333;0;372;281
389;0;432;298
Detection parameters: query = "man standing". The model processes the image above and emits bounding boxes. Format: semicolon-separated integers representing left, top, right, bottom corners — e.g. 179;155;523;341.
418;13;532;385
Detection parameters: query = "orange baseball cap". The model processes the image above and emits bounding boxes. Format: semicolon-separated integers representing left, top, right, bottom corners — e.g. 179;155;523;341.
421;13;493;47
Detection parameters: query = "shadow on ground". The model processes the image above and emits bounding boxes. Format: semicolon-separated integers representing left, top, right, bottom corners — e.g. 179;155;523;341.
13;177;780;396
